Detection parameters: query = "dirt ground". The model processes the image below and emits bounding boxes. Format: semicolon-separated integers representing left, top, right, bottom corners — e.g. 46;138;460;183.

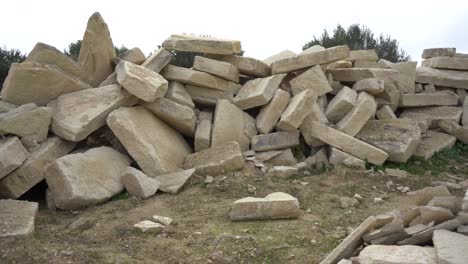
1;162;466;264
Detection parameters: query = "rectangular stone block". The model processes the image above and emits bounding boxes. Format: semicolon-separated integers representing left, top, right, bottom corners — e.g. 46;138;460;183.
0;137;28;179
0;199;38;238
376;105;397;120
336;92;377;136
161;65;229;91
300;102;329;147
290;65;332;96
400;106;463;129
185;84;233;106
414;130;456;160
194;119;211;152
277;89;316;131
345;49;379;61
211;100;249;151
422;48;456;59
233;74;286;110
165;81;195;108
251;131;300;151
325;86;357;123
416;67;468;90
438;120;468;144
422;57;468;71
399;92;458;107
256;89;291;134
207;54;271;77
193;56;239;82
141;48;172;73
163;34;241;55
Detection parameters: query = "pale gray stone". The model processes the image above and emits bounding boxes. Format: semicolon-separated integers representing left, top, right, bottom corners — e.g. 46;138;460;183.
118;47;146;64
376;105;397;120
356;245;436;264
399;92;458;107
433;229;468;264
154;168;195;194
165;81;195;108
134;220;165;234
325;86;357;123
234;74;286;110
230;192;299;221
184;142;244;175
207;54;271;77
277;89;316;131
122;167;160;198
256;89;290;134
161;65;230;91
141;48;172;73
335;92;377;137
163;34;241;55
0;199;38;238
194;119;211;152
352;78;384;95
251;131;300;151
185;84;233;106
193;56;239;82
290;65;332;96
414;131;456;160
416;67;468;90
263;50;296;67
400;106;463;129
407;185;452;206
346;49;379;61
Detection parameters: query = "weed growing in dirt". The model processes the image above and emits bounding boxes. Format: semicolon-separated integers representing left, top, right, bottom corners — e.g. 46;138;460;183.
111;191;130;201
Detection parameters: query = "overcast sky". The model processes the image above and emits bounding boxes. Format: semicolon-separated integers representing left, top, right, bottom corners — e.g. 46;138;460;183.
2;0;468;62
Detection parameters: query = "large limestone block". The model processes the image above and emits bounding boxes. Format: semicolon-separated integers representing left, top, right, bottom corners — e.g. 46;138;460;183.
420;206;454;224
45;147;131;210
277;89;316;131
397;218;461;246
122;167;159;198
352;78;384;95
141;48;172;73
263;50;296;67
320;216;376;264
116;60;168;102
194;119;211;152
26;42;89;83
439;119;468;144
325;60;353;70
51;84;138;142
325;86;357;123
407;185;452;206
345;49;379;61
0;137;28;179
99;72;117;86
107;106;192;177
193;56;239;82
0;100;16;113
0;62;92;105
0;200;38;238
290;65;332;96
300;45;325;55
233;74;286;110
400;106;463;129
356;245;436;264
328;147;365;169
306;121;388;165
422;57;468;71
433;230;468;264
0;137;75;199
414;130;456;160
161;65;229;91
0;103;52;144
78;12;116;87
376;105;397;120
335;92;377;136
422;48;456;59
388;61;418;93
400;92;458;107
185;84;233;106
356;119;422;163
416;67;468;89
144;97;197;137
154;168;195;194
118;47;146;65
264;148;297;166
230;192;299;221
184;141;244;175
207;54;271;77
251;131;300;151
165;81;195;108
375;82;401;111
163;34;241;55
300;102;329;147
271;45;350;74
211;100;249;150
256;89;290;134
329;68;400;84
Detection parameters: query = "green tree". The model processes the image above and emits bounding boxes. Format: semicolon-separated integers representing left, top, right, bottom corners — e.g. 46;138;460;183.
0;46;26;87
303;24;410;62
64;40;129;61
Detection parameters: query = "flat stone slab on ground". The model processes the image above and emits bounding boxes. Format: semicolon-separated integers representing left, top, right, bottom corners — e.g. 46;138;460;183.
414;130;456;160
433;229;468;264
134;220;165;234
407;185;451;205
399;92;459;107
154;168;195;194
0;199;38;238
230;192;299;221
356;245;436;264
122;167;160;198
233;74;286;110
400;106;462;129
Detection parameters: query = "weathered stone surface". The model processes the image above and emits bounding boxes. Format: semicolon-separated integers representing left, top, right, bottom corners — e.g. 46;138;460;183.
0;199;38;238
207;54;271;77
400;106;463;129
329;147;365;169
326;60;353;70
264;148;297;166
424;83;436;92
427;196;460;214
416;67;468;90
414;131;456;160
184;141;244;175
422;56;468;71
300;102;329;147
300;45;325;55
1;62;92;105
51;85;137;142
230;192;299;221
266;166;298;178
356;245;436;264
118;47;146;64
439;119;468;144
211;100;249;150
78;12;116;87
370;230;410;245
422;48;456;59
45;147;130;210
271;45;350;74
307;121;389;165
388;61;418;93
122;167;160;198
462;190;468;211
193;56;239;82
163;34;241;55
107;106;192;177
0;137;28;180
458;225;468;235
0;104;52;145
165;81;195;108
400;92;458;107
386;168;407;178
354;60;382;68
363;218;405;242
144;97;197;137
290;65;332;96
277;90;316;131
375;82;400;111
134;220;165;234
346;49;379;61
352;78;384;95
329;68;400;84
320;216;376;264
251;131;300;151
263;50;296;67
256;89;290;134
0;100;16;113
336;92;377;136
356;119;422;163
420;206;454;224
376;105;396;120
185;84;233;106
116;60;168;102
141;48;172;73
407;185;452;206
433;230;468;264
26;42;89;82
99;72;117;86
194;119;211;152
154;168;195;194
233;74;286;110
325;86;357;123
161;65;230;91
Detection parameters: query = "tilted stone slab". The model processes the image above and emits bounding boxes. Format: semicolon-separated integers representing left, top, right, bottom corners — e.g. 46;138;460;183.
122;167;159;198
329;68;400;84
387;61;418;93
439;119;468;144
256;89;291;134
194;119;211;152
51;84;138;142
325;86;357;123
0;199;38;238
207;54;271;77
118;47;146;65
251;131;300;152
165;81;195;108
414;130;456;160
433;230;468;264
161;65;230;91
193;56;239;82
230;192;299;221
416;67;468;89
422;56;468;71
155;168;195;194
0;137;28;180
399;91;458;107
422;48;456;59
233;74;286;110
141;48;172;73
211;100;249;150
376;105;397;120
290;65;332;96
400;106;463;129
352;78;384;95
185;84;233;106
107;106;192;177
163;34;241;55
263;50;296;67
277;89;316;131
356;245;436;264
335;92;377;137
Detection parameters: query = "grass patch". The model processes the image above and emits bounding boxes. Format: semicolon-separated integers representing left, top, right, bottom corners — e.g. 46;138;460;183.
111;191;130;201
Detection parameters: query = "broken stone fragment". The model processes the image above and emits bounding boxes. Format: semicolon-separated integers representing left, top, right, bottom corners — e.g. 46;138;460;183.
206;54;271;77
50;84;138;142
233;74;286;110
193;56;239;82
422;47;456;59
376;105;397;120
427;196;460;214
165;81;195;108
141;48;172;73
289;65;332;96
45;147;131;210
352;78;384;95
0;137;28;180
256;89;290;134
185;84;233;106
335;92;377;137
107;106;192;177
161;65;230;91
399;91;459;107
416;67;468;90
116;60;168;102
420;206;455;224
407;185;451;206
184;141;244;175
264;149;297;166
194;119;211;152
251;131;300;151
414;130;456;160
277;89;316;131
400;106;463;129
433;229;468;264
229;192;299;221
134;220;165;234
328;148;365;169
325;86;357;123
356;245;436;264
122;167;160;198
154;168;195;194
0;199;38;238
118;47;146;65
153;215;173;226
339;196;360;209
438;119;468;144
163;34;241;55
363;218;405;243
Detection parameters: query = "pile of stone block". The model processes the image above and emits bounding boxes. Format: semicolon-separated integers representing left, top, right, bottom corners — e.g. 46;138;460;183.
321;185;468;264
2;11;468;219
